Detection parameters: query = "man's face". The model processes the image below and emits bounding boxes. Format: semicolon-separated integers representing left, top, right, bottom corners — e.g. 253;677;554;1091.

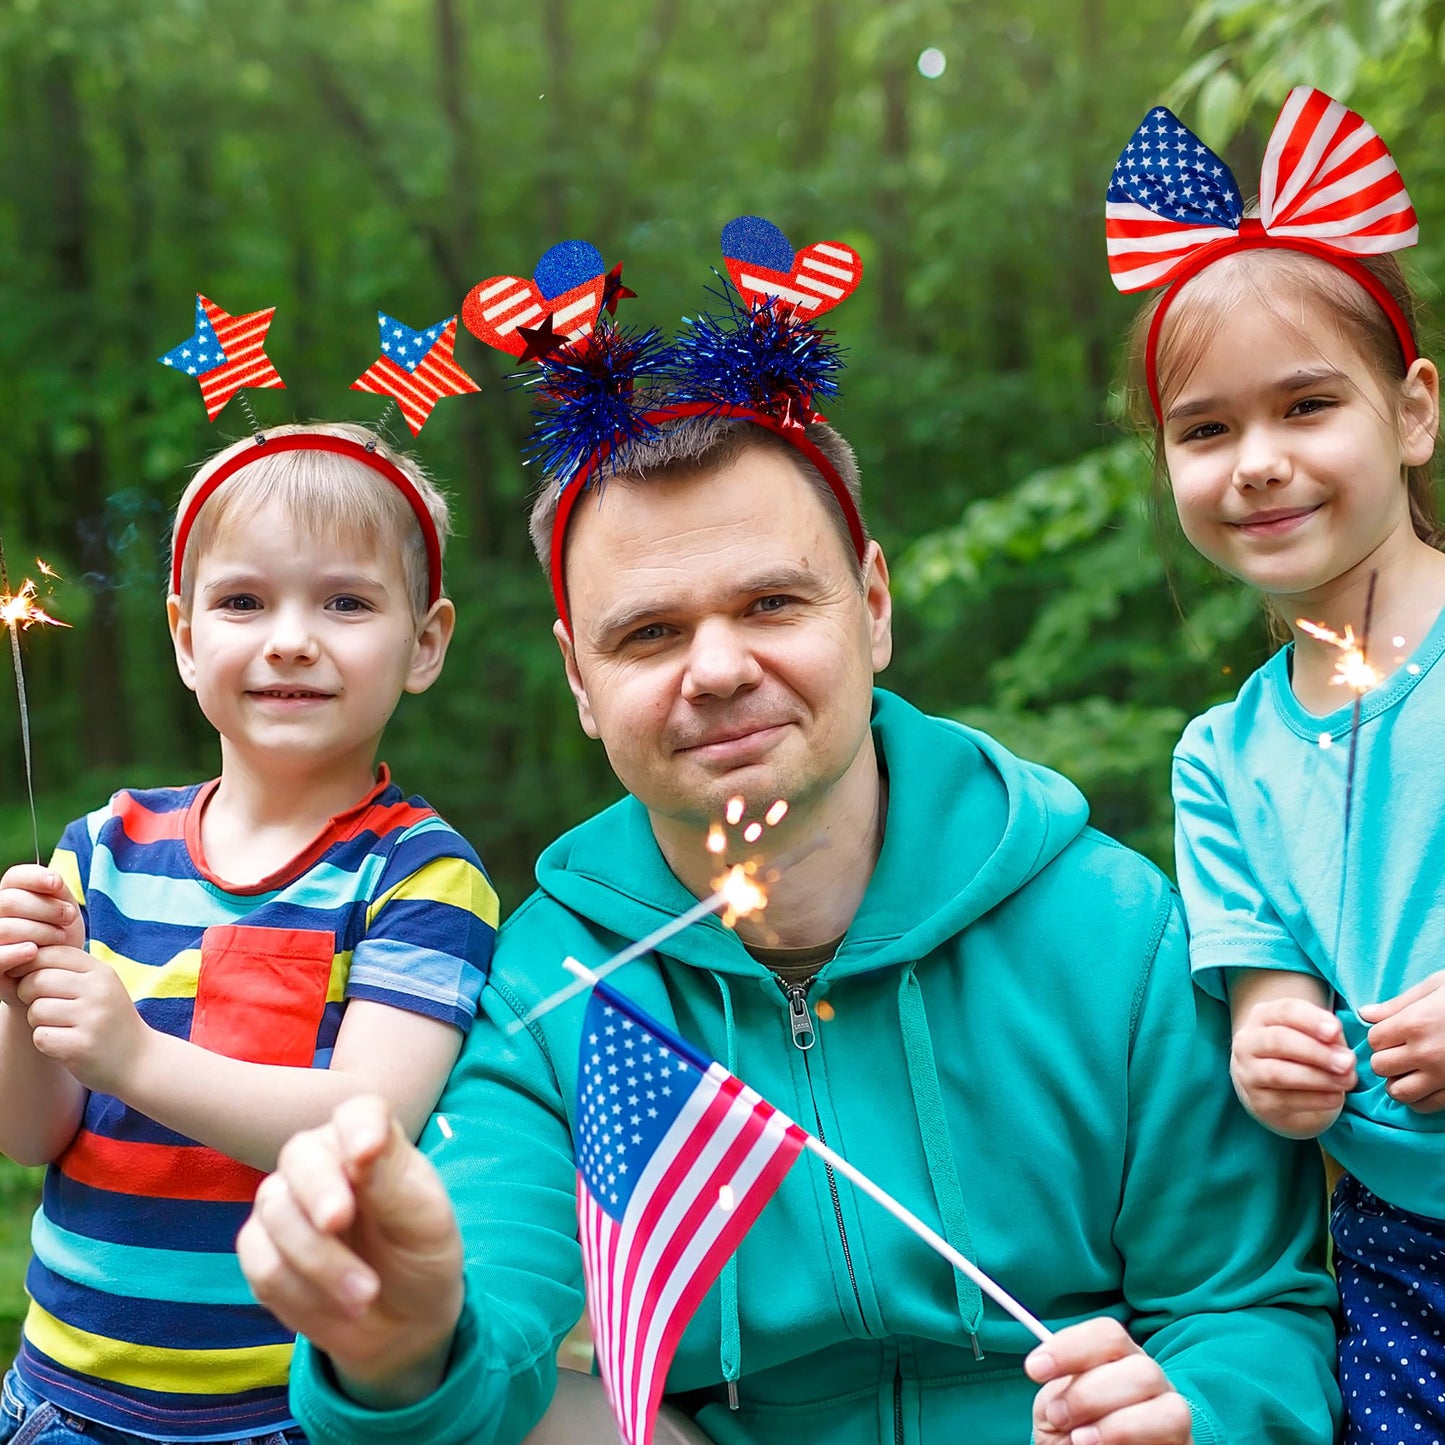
557;445;892;835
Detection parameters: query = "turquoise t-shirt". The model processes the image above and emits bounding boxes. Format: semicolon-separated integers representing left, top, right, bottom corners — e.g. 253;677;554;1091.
1174;603;1445;1218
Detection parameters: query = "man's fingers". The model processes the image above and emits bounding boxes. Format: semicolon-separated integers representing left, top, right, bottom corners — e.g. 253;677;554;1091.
242;1175;378;1320
275;1123;364;1236
1041;1354;1176;1434
1027;1319;1136;1383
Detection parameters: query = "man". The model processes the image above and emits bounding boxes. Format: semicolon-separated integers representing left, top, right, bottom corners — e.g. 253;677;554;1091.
239;416;1339;1444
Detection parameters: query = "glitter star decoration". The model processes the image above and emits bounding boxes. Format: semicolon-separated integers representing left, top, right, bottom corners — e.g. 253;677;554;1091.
350;313;480;435
158;295;286;421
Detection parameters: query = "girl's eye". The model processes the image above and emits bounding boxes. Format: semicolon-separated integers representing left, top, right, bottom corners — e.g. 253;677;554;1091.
1289;396;1334;417
1179;421;1226;443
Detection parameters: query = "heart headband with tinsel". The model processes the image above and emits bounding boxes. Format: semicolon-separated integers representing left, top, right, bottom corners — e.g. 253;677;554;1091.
460;217;865;634
1105;86;1419;420
159;296;480;607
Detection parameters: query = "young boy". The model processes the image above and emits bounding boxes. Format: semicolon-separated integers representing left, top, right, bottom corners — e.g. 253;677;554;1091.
0;422;498;1444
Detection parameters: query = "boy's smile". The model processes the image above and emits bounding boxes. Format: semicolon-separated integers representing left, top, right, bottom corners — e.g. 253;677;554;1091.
168;497;450;798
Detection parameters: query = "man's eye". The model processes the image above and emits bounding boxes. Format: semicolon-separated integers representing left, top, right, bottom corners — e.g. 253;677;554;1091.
753;595;792;614
626;623;669;645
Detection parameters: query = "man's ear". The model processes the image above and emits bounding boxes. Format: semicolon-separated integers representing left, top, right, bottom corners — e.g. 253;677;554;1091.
863;541;893;674
167;594;198;693
404;598;457;695
555;619;600;738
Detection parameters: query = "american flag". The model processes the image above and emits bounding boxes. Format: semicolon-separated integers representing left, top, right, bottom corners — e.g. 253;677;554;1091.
1106;87;1417;294
158;295;285;420
721;215;861;317
575;981;806;1445
350;313;479;435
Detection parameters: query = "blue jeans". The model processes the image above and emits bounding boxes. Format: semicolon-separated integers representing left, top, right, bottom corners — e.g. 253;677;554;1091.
0;1370;306;1445
1332;1174;1445;1443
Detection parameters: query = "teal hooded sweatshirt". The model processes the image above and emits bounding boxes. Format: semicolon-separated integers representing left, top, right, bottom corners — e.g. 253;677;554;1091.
292;690;1339;1445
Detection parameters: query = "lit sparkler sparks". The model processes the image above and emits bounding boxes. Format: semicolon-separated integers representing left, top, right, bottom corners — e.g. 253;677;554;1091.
1295;619;1382;695
510;795;790;1032
0;546;69;863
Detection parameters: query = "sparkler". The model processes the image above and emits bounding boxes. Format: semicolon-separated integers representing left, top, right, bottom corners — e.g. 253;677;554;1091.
0;540;69;863
1297;570;1378;967
511;795;787;1033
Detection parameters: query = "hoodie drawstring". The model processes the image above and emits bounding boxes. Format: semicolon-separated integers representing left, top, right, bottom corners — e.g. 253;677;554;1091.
898;965;984;1344
716;974;743;1407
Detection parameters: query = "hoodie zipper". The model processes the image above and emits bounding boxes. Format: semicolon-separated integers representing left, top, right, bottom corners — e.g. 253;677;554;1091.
777;976;866;1325
893;1362;904;1445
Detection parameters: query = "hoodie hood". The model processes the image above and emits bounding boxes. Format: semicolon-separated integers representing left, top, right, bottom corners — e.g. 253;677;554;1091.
534;688;1089;977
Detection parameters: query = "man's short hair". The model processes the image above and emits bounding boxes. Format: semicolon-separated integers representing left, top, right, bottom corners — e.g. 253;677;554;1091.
528;416;867;586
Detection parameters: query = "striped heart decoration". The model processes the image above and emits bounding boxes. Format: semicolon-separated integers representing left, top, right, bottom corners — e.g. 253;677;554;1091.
721;216;861;316
462;240;607;359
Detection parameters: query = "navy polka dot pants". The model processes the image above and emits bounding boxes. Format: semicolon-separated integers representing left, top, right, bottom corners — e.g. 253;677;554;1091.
1332;1174;1445;1442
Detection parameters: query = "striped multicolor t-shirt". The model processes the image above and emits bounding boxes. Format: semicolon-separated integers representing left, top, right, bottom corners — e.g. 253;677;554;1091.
15;767;498;1440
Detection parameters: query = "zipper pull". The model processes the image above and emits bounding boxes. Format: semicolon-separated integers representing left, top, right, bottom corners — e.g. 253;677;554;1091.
785;984;815;1050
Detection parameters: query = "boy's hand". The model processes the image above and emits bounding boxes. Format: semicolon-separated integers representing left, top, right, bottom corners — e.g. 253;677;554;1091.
1027;1319;1193;1444
237;1095;464;1408
1361;972;1445;1111
1230;996;1355;1138
13;945;147;1094
0;866;85;1006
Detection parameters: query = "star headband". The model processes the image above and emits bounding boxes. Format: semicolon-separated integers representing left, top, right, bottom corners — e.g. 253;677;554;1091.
1105;86;1420;420
159;296;480;606
461;218;865;634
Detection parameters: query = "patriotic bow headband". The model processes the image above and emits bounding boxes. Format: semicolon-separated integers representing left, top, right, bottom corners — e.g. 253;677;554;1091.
159;297;480;607
1105;86;1420;419
461;218;865;634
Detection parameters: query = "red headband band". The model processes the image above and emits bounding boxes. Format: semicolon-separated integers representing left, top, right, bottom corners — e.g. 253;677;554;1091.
1144;221;1418;421
549;403;867;637
170;433;443;608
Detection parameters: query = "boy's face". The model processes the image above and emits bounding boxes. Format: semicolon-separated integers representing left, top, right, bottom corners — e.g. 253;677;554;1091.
167;496;453;790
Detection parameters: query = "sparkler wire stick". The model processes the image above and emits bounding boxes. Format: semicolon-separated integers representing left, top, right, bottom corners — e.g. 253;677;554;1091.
1340;570;1378;848
0;539;41;862
560;958;1053;1344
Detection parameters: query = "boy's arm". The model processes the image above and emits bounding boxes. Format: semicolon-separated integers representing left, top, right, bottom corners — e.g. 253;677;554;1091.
0;865;88;1164
17;946;462;1169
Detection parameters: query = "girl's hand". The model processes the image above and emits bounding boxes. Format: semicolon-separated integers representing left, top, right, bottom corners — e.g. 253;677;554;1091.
1361;972;1445;1111
0;866;85;1005
13;945;148;1094
1027;1318;1193;1444
1230;996;1356;1138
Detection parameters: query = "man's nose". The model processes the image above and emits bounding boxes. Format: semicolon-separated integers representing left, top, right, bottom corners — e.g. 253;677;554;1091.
681;618;763;700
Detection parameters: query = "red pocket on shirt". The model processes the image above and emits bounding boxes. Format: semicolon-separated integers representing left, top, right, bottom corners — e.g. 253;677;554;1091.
192;925;336;1066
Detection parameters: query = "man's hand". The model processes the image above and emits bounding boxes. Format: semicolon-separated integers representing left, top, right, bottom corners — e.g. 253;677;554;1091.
1361;971;1445;1111
0;865;85;1009
1229;996;1355;1138
237;1095;464;1409
1027;1319;1193;1445
11;945;147;1093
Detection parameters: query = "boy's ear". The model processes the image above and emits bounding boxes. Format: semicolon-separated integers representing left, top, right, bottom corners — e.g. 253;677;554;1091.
554;619;599;739
167;595;199;693
404;597;457;695
1401;357;1441;468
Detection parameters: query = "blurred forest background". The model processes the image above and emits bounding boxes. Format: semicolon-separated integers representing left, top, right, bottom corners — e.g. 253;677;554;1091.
3;0;1445;1360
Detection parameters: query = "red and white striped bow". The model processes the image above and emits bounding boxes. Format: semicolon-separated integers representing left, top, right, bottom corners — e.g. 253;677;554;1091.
1106;86;1417;296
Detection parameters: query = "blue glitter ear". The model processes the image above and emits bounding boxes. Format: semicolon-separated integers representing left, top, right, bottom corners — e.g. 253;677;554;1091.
666;283;844;423
524;322;674;488
720;216;795;271
534;241;607;301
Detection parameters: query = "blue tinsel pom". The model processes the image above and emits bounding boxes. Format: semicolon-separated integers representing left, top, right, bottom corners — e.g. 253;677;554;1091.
666;285;845;422
523;323;673;488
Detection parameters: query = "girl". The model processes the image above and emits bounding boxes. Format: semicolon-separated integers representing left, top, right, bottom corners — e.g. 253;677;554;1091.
1107;87;1445;1442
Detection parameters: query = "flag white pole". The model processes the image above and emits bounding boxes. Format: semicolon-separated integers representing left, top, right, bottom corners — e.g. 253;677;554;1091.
560;958;1052;1345
802;1136;1053;1344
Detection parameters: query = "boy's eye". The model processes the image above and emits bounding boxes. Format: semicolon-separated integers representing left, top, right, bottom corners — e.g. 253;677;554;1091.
218;594;262;612
328;595;372;614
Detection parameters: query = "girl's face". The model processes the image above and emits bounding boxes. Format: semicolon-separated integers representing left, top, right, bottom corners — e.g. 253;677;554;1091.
1160;289;1437;604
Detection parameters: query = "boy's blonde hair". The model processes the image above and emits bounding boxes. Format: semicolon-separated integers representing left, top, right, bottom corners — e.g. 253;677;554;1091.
171;422;452;617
